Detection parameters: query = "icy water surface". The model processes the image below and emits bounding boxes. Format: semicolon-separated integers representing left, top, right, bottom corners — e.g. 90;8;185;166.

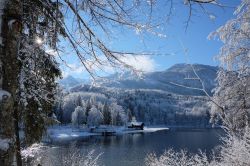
44;129;225;166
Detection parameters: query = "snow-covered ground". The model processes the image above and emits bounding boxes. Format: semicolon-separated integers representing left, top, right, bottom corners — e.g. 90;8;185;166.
44;125;169;142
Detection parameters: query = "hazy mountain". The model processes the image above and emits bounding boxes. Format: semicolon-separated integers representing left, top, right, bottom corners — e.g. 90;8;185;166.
60;63;218;96
58;75;88;89
91;63;218;96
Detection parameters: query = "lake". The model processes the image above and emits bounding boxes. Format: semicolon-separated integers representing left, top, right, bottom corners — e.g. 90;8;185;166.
41;128;225;166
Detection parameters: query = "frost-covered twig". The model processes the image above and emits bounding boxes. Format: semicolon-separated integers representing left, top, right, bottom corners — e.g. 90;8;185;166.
22;143;103;166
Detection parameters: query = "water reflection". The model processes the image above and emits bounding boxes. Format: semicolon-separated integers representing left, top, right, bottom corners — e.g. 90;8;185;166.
46;129;224;166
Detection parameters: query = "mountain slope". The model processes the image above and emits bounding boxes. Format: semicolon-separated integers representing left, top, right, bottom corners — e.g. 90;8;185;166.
58;75;88;89
92;64;218;96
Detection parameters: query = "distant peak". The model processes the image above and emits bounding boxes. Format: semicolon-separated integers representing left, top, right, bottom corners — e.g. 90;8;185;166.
167;63;217;72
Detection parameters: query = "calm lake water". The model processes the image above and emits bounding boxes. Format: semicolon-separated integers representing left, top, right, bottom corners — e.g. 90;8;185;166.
44;129;225;166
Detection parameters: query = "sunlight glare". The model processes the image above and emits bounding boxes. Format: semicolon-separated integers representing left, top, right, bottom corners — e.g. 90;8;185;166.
35;36;43;45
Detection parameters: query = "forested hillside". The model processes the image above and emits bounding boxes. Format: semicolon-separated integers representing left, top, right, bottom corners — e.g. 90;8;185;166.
57;64;216;127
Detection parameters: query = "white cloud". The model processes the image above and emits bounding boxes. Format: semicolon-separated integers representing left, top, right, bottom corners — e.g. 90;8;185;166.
60;55;157;78
45;49;58;56
68;64;86;74
61;70;69;78
120;55;156;72
87;54;157;73
61;63;86;78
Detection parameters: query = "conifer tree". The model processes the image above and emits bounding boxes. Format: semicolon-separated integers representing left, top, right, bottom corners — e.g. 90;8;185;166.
103;103;111;125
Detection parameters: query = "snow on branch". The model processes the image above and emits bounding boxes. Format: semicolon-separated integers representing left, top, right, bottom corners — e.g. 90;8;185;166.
209;0;250;131
0;138;11;151
22;143;103;166
0;89;11;101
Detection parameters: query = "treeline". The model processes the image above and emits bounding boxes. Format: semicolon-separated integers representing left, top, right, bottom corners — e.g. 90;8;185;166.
55;88;212;127
55;92;128;126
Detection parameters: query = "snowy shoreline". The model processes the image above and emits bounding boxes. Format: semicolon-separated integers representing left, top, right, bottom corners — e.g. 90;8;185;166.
44;124;223;144
44;125;169;143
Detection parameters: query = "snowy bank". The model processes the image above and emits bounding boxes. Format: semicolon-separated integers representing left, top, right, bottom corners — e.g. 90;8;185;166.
44;125;98;142
44;125;169;142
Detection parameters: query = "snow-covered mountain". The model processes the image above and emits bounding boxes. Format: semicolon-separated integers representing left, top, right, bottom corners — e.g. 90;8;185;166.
71;64;218;96
58;75;88;89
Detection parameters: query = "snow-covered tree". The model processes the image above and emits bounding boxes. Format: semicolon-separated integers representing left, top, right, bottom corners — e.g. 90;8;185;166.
20;45;61;145
90;96;97;106
87;106;103;126
115;113;123;126
22;144;102;166
62;93;91;123
75;95;83;107
110;102;126;125
62;94;82;123
54;87;65;123
219;127;250;165
103;103;112;125
85;99;92;118
145;149;213;166
209;0;250;131
127;109;133;122
71;106;86;126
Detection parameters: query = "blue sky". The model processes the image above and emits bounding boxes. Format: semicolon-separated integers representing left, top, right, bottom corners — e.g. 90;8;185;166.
58;0;241;79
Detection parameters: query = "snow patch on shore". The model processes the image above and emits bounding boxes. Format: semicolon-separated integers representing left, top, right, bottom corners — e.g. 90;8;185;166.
45;125;98;141
144;127;169;132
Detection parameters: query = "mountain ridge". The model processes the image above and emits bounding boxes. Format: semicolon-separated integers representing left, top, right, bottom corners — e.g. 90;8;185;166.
60;63;218;96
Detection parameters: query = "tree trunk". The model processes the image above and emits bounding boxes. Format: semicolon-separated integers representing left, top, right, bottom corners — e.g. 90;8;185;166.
0;0;23;165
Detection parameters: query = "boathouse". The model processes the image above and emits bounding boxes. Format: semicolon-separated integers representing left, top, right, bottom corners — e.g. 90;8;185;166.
128;122;144;130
